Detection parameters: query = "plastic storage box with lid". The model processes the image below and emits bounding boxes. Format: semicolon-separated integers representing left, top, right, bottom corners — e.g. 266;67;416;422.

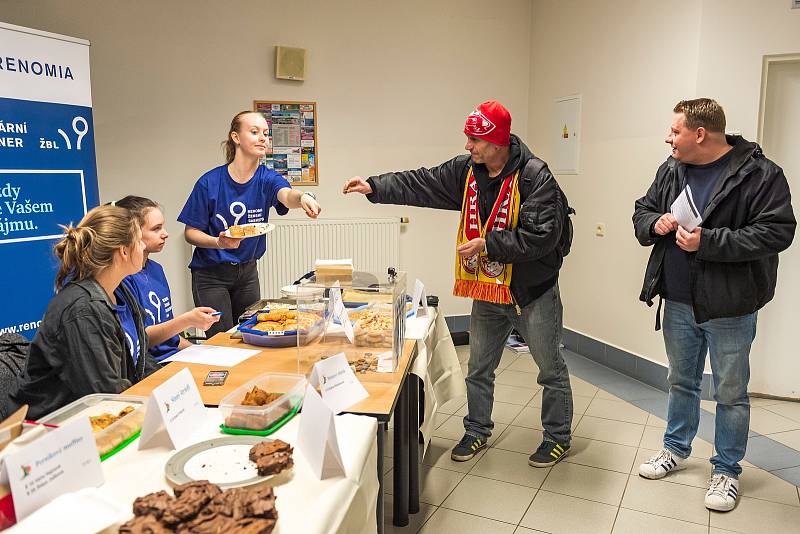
293;269;407;382
219;373;307;431
38;393;147;459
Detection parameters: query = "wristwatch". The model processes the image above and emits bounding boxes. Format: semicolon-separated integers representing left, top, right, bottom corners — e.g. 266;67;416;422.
302;191;317;200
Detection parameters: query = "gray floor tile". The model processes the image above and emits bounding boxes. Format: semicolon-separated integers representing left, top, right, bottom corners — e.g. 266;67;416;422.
418;507;516;534
441;474;537;523
745;435;800;471
520;490;617;533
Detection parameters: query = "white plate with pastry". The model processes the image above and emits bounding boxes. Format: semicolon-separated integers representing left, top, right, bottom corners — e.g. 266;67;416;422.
223;222;275;238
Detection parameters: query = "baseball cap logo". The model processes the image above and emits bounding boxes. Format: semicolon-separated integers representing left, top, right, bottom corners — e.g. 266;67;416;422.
465;109;496;136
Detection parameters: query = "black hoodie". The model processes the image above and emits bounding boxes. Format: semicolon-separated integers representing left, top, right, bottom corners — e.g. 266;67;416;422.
633;135;796;325
366;134;569;307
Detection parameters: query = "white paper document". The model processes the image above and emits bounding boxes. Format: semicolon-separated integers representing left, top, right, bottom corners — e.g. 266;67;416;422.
296;387;345;480
670;185;703;231
139;367;206;450
4;418;104;521
309;352;369;414
162;344;260;367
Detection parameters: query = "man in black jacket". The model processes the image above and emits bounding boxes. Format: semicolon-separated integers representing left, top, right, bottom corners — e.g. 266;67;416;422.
633;98;795;512
344;100;574;467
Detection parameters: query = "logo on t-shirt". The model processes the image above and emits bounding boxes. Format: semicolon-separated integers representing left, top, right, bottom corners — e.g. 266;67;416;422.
214;201;247;230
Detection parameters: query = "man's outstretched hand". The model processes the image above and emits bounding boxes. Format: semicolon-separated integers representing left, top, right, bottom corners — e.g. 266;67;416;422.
342;177;373;195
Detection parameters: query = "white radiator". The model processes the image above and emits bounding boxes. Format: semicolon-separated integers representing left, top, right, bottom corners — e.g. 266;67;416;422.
259;217;401;298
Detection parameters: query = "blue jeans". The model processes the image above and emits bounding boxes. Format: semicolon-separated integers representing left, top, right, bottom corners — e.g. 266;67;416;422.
662;300;756;477
463;283;573;445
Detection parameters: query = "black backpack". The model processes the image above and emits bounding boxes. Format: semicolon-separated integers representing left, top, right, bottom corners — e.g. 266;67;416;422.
521;158;576;259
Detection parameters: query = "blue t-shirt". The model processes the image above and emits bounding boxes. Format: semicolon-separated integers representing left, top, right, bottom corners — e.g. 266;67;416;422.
178;164;290;269
662;149;734;304
112;287;141;366
123;259;178;362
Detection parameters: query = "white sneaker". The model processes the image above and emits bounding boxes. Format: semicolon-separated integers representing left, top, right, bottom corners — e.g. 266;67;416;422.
705;473;739;511
638;448;687;479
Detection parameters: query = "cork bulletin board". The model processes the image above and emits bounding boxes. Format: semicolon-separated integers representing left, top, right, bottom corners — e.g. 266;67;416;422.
253;100;318;186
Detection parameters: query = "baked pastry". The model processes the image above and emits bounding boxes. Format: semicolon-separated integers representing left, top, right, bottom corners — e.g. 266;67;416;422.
241;386;282;407
123;483;277;534
161;481;222;526
89;405;135;432
118;514;174;534
248;439;292;462
255;451;293;476
133;490;173;519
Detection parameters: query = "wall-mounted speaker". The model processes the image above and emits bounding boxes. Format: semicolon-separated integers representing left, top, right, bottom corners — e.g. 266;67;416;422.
275;46;306;81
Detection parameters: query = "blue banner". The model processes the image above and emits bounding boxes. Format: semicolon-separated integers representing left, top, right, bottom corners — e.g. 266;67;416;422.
0;96;99;337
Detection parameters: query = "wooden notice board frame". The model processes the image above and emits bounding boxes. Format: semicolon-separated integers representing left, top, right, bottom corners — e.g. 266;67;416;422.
253;100;318;186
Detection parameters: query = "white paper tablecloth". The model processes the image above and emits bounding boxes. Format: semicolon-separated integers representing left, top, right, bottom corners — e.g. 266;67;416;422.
405;310;466;452
10;410;378;534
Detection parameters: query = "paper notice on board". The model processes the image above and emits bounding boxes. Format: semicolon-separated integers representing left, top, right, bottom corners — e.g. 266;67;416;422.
272;124;301;147
670;185;703;231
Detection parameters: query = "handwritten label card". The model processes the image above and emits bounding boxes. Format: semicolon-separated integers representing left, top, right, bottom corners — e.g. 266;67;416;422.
139;367;206;450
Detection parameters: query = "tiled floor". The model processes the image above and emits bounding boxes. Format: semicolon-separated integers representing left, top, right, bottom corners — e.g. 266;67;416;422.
384;345;800;534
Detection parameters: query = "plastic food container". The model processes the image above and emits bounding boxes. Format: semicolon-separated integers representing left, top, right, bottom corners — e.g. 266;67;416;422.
280;284;325;299
38;394;147;459
219;373;307;431
238;310;326;348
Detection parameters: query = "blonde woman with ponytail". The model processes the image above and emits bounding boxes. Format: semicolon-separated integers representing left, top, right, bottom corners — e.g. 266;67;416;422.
178;110;321;336
9;205;159;420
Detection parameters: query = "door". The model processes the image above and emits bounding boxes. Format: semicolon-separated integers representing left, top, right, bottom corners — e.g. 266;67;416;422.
750;58;800;398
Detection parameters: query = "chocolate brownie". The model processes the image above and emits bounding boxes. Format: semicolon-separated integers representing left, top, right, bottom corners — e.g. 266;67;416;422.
255;451;293;476
132;490;174;519
248;439;292;462
162;481;222;525
118;514;173;534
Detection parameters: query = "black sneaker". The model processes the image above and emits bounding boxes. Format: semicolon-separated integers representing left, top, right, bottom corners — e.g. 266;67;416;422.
528;440;569;467
450;433;487;462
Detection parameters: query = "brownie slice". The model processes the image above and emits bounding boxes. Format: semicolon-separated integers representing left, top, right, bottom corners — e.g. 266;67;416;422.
255;451;293;477
162;481;222;525
132;490;174;519
118;514;173;534
205;486;277;520
248;439;292;462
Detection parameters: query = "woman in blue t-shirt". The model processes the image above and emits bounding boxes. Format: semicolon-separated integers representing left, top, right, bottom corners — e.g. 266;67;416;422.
178;110;321;336
116;196;221;362
8;205;159;419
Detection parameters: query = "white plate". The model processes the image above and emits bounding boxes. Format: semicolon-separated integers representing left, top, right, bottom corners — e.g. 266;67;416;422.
165;436;287;489
223;223;275;238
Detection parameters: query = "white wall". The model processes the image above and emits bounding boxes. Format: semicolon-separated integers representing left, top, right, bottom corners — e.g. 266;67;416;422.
528;0;800;373
527;0;703;366
1;0;533;317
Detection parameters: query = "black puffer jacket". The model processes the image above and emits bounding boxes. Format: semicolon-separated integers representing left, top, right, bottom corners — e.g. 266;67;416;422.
366;135;569;307
10;278;158;420
633;135;796;325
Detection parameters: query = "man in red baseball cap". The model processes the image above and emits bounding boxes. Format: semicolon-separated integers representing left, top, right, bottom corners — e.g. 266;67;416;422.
344;100;575;468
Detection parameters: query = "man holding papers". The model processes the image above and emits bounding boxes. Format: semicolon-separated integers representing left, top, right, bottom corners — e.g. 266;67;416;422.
633;98;796;512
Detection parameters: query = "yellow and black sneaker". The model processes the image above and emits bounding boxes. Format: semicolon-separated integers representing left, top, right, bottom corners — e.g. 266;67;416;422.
451;433;487;462
528;440;569;467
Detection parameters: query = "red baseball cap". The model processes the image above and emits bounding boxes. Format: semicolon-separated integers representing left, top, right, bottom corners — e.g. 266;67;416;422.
464;100;511;146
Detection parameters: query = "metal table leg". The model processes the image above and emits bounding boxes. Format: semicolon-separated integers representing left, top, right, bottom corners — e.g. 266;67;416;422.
392;377;410;526
376;421;386;534
408;376;420;514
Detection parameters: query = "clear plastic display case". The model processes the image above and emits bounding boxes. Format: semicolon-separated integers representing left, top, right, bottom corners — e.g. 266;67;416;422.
295;269;407;382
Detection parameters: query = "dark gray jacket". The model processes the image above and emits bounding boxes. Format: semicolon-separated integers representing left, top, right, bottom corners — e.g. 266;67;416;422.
633;136;796;325
10;278;157;420
366;135;571;307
